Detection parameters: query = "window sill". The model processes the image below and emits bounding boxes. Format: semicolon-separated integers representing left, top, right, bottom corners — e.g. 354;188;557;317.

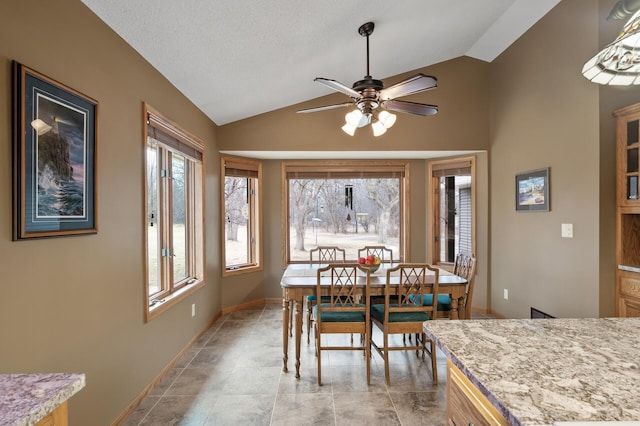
222;265;262;277
146;279;205;322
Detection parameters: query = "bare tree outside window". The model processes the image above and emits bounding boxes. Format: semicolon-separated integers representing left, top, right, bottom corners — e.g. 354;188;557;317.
221;155;261;274
288;177;400;261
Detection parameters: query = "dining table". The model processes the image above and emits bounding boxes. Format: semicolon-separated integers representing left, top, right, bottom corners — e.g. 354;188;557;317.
279;262;468;378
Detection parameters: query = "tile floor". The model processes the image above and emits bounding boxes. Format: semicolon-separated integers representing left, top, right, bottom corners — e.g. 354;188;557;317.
122;303;489;425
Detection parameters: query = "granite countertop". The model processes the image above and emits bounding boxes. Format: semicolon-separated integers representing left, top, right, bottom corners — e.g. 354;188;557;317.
423;318;640;426
0;373;85;426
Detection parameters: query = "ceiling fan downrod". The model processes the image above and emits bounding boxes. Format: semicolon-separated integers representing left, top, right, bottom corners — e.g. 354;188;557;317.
354;22;383;94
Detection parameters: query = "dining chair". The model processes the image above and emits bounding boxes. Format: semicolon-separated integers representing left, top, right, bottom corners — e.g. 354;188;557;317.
370;263;439;385
453;253;477;320
357;246;394;263
305;246;346;343
412;252;476;320
314;263;371;385
359;246;395;307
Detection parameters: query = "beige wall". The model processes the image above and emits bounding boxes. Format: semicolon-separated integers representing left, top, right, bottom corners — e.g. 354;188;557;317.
217;56;490;152
0;0;220;424
490;0;603;318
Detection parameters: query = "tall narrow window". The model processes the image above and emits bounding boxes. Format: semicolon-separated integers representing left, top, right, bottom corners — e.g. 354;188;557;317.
429;157;475;267
144;104;205;320
222;156;262;275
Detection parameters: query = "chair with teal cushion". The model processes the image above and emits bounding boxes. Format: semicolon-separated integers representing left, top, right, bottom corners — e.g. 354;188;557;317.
411;293;452;318
370;263;439;385
411;253;476;319
314;264;371;385
304;246;346;343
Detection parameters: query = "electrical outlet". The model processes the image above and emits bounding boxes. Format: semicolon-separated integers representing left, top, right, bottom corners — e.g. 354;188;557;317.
191;304;196;317
503;289;509;300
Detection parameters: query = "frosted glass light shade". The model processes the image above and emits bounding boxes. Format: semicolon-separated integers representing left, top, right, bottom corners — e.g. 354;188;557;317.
371;119;387;136
582;9;640;85
378;110;397;128
342;122;357;136
345;109;363;126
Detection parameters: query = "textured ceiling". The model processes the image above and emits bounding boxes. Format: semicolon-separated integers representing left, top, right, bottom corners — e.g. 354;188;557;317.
81;0;560;126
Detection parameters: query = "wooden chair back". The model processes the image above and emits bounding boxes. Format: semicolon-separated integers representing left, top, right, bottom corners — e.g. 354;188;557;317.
315;263;371;385
384;264;439;322
357;246;394;263
309;246;346;263
372;263;440;385
453;253;477;319
316;264;370;313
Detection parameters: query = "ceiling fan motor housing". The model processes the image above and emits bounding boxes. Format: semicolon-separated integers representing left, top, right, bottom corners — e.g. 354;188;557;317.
355;86;381;113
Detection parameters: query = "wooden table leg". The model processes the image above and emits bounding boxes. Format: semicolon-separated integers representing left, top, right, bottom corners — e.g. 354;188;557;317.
450;297;459;320
282;292;289;372
295;297;303;379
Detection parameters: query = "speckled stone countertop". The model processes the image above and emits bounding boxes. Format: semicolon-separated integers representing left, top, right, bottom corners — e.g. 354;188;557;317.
423;318;640;426
0;373;85;426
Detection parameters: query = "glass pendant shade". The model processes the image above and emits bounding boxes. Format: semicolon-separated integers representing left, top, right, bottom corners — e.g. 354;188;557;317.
345;109;363;126
582;9;640;85
371;119;387;136
378;110;397;128
342;122;357;136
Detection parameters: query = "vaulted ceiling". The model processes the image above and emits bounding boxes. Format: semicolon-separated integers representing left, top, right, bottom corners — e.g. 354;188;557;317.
81;0;560;126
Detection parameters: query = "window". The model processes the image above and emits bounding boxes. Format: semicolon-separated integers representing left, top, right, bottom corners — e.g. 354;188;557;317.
144;104;205;321
221;156;262;275
429;157;475;266
283;161;409;263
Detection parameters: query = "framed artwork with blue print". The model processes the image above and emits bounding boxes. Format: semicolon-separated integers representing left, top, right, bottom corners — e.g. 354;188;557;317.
12;61;98;240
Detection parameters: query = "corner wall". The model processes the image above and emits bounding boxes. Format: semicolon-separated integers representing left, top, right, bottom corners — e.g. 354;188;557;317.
0;0;220;424
489;0;602;318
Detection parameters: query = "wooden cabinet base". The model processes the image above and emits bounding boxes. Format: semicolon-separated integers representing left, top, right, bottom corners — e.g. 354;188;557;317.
35;401;68;426
447;360;509;426
617;271;640;317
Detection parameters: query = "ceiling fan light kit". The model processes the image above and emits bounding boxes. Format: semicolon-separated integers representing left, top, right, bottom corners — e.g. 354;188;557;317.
298;21;438;137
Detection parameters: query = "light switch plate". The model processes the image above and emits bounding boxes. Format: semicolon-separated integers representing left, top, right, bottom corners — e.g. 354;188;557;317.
561;223;573;238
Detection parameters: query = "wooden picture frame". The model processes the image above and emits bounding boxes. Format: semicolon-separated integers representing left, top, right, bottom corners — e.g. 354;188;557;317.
515;167;549;212
12;61;98;240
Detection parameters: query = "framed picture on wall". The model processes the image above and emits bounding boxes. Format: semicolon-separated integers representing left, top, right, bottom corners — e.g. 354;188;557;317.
515;167;550;212
12;61;99;240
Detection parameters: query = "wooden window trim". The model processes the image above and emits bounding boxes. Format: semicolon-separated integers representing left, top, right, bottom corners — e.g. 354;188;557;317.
427;155;476;266
144;103;206;322
281;160;410;266
221;155;263;277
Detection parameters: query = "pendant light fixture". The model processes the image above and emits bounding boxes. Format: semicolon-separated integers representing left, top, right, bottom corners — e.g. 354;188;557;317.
582;6;640;85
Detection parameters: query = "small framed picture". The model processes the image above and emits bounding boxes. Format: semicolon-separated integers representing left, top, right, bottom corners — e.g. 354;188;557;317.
515;167;550;212
12;61;98;239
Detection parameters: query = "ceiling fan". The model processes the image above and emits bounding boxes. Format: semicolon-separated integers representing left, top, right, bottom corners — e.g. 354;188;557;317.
297;21;438;136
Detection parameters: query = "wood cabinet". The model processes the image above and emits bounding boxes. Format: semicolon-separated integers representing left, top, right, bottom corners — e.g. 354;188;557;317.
35;401;68;426
615;103;640;317
446;360;509;426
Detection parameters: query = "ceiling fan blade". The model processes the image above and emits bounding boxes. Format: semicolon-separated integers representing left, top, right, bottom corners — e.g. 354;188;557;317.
379;74;437;101
381;99;438;116
314;78;361;99
297;102;354;114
